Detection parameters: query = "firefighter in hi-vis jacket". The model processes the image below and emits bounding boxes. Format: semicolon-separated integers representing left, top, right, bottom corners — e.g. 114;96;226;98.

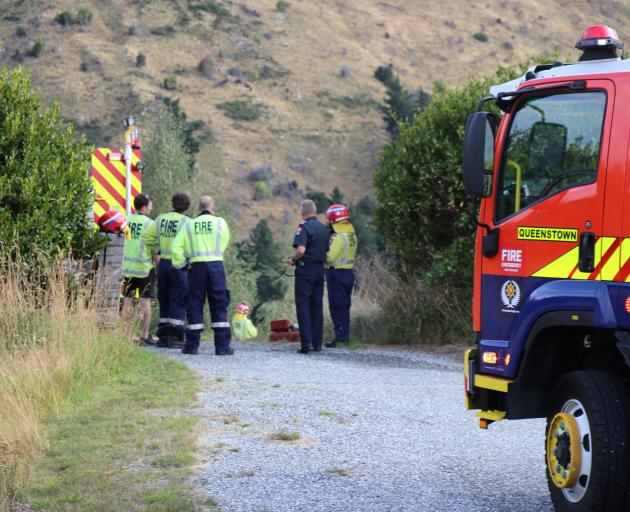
142;192;191;348
121;193;155;345
232;303;258;341
171;195;233;356
325;204;357;348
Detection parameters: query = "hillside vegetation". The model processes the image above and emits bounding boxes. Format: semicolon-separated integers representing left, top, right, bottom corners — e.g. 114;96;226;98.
1;0;629;234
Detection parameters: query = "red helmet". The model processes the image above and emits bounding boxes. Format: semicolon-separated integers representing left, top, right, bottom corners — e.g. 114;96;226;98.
98;210;128;234
235;303;250;314
326;204;350;224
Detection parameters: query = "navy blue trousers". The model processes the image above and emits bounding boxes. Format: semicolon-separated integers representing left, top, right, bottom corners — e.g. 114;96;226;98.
295;262;325;350
157;258;188;339
326;269;355;343
185;262;231;353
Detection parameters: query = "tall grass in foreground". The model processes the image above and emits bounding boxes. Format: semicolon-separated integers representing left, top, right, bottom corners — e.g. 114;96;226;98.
0;259;135;510
351;258;471;345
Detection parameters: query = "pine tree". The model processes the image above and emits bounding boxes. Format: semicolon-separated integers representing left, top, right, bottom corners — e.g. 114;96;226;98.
249;219;287;320
328;186;345;205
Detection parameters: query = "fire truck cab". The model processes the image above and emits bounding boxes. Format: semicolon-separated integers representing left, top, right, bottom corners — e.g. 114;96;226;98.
462;26;630;511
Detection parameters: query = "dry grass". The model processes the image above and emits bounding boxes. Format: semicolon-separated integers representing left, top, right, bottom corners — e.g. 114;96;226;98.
0;258;135;509
351;258;470;345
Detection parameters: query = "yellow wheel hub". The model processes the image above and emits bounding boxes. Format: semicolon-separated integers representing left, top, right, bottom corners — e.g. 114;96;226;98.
547;412;582;488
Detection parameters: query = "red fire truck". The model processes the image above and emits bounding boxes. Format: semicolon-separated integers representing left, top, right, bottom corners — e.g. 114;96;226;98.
462;26;630;511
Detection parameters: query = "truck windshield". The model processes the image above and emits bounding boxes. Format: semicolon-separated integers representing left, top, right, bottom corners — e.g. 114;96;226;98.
495;91;606;221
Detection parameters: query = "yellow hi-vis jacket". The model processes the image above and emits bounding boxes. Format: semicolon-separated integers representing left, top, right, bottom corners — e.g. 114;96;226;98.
232;313;258;340
142;211;189;261
327;221;357;269
122;213;154;278
171;211;230;269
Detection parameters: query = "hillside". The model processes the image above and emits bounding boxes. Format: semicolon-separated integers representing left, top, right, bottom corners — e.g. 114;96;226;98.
1;0;629;236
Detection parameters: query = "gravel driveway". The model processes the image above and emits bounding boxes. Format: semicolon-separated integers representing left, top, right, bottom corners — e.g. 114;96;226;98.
163;342;553;512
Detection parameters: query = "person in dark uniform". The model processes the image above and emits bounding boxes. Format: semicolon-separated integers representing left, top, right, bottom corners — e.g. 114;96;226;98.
288;199;329;354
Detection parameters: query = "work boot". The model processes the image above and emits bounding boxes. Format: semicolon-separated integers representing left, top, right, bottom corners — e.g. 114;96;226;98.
324;340;338;348
296;347;310;354
312;346;322;352
156;335;172;348
139;336;156;346
216;349;234;356
182;347;198;355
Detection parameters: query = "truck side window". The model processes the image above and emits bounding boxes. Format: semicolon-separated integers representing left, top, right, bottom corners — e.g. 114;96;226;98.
495;91;606;222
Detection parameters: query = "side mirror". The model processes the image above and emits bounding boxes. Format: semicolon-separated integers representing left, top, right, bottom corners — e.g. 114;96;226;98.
463;112;496;197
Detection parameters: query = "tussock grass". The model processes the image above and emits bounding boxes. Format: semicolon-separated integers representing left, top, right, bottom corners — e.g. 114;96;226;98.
270;430;300;441
0;258;136;509
351;258;470;344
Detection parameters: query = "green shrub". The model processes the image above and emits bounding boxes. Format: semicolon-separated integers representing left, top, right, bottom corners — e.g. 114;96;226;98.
27;40;44;58
216;99;263;121
473;32;488;42
374;55;553;293
258;64;289;80
374;64;431;137
76;7;93;25
150;25;175;37
253;180;271;201
197;57;214;79
163;75;179;90
55;11;75;26
0;68;103;262
135;53;146;67
188;0;234;26
276;0;290;12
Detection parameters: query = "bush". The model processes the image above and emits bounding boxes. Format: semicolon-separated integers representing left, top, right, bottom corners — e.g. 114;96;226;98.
55;8;92;26
135;53;146;67
374;64;431;136
373;56;552;305
197;57;215;79
163;75;179;90
188;0;235;26
473;32;488;42
27;39;44;58
76;6;93;25
0;68;103;262
253;180;271;201
55;11;75;26
151;25;175;37
216;99;263;121
276;0;290;12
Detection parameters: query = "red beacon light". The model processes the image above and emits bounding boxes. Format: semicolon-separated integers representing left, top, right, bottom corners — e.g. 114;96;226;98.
576;25;623;61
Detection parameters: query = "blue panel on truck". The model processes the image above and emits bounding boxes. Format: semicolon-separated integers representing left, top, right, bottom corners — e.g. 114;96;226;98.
480;276;617;377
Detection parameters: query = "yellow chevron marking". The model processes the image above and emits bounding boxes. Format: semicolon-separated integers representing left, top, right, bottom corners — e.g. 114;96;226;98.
532;246;579;278
600;237;621;281
531;237;623;280
98;148;142;192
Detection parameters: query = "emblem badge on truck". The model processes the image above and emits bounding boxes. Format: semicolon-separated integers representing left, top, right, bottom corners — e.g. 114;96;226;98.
501;280;521;310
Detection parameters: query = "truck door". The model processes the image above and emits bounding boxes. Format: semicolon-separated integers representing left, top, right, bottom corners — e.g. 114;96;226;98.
478;81;614;376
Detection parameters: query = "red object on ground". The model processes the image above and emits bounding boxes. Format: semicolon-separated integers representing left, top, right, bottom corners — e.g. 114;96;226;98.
269;331;300;342
269;319;299;342
270;319;294;332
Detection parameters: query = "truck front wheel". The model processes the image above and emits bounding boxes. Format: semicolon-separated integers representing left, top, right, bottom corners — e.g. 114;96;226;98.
546;371;630;511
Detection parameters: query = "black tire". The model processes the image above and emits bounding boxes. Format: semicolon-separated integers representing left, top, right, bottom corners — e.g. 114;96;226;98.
546;371;630;512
